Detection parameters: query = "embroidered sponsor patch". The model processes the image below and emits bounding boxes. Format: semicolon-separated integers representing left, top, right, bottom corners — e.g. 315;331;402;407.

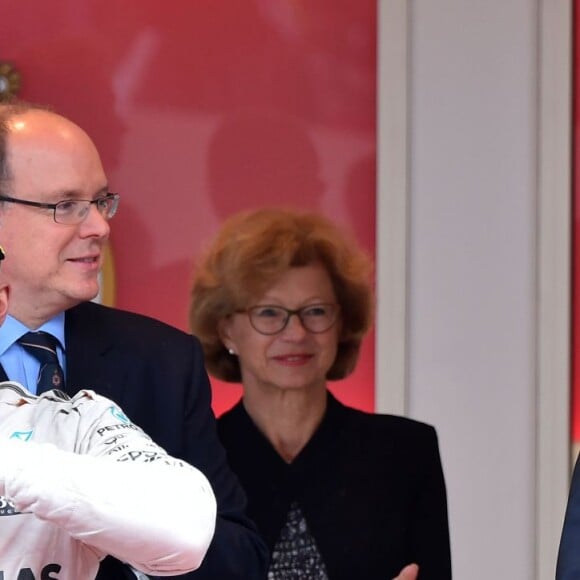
0;495;19;516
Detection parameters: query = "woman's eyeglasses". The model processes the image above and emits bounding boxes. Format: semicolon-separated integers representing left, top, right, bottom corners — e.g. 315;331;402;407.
239;303;339;335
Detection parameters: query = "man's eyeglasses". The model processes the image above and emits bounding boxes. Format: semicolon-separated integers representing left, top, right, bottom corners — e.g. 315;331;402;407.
239;303;340;335
0;193;120;225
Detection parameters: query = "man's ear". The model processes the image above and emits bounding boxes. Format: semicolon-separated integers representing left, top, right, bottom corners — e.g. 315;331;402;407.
0;284;8;325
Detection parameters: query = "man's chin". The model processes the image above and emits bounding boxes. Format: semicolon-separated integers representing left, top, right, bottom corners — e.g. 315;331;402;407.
67;284;101;307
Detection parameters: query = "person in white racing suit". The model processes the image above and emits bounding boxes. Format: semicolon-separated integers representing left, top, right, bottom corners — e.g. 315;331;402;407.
0;382;217;580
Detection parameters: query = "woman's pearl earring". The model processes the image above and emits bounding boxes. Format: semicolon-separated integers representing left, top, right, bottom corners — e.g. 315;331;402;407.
228;348;236;355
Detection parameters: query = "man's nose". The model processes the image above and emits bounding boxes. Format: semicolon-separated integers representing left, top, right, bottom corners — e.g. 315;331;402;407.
80;203;110;238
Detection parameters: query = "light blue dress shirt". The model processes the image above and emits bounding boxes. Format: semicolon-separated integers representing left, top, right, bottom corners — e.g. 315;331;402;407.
0;313;66;395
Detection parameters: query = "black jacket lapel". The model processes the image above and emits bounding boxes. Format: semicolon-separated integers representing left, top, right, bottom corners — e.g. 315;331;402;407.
64;302;120;399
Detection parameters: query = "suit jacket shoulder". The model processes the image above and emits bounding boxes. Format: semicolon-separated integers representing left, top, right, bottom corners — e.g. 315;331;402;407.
66;300;199;352
328;396;440;454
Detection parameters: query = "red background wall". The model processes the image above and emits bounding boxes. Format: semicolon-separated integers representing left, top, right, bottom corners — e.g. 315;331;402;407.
2;0;377;415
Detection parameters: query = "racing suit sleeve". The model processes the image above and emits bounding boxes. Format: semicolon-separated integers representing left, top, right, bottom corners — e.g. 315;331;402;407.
0;405;217;576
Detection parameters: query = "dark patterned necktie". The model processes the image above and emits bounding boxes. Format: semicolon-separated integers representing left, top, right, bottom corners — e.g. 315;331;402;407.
17;331;65;394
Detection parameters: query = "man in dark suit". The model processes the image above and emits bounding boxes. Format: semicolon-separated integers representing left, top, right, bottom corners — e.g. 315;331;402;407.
557;455;580;579
0;101;268;579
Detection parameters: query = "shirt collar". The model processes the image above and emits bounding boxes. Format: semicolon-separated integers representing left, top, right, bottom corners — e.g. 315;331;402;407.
0;312;66;356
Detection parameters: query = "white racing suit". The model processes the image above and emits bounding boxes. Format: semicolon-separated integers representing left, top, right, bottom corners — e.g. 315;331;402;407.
0;382;216;580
